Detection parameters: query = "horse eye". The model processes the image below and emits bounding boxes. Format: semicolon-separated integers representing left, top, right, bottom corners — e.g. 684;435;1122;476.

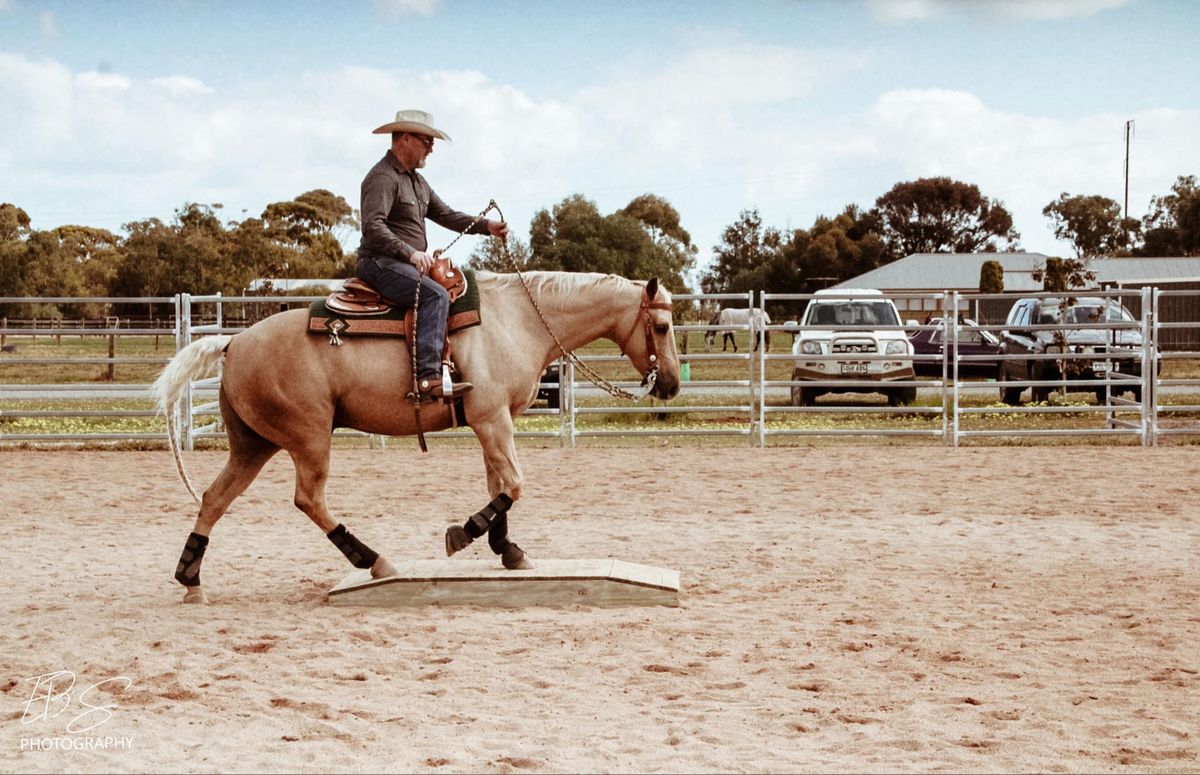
654;324;669;335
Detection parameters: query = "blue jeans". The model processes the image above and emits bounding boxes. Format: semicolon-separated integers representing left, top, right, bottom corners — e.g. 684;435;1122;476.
356;255;449;382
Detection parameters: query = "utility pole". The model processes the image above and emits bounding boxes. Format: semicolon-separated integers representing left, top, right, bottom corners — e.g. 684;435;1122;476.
1124;119;1135;221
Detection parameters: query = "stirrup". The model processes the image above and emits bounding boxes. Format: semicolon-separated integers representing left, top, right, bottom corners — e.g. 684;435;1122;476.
407;377;473;403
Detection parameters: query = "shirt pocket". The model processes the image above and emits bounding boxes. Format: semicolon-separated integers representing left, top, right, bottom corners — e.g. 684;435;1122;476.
395;195;421;222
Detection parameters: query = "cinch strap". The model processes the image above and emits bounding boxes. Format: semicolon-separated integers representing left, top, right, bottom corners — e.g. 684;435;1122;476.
327;524;379;569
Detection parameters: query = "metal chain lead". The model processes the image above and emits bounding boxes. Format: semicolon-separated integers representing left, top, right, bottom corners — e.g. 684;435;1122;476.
444;200;654;401
495;203;654;401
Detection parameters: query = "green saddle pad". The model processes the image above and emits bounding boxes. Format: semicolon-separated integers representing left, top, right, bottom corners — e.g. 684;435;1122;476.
307;269;481;341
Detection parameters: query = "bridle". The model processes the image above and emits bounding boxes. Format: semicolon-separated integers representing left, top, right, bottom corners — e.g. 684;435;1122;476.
446;199;670;401
617;289;673;393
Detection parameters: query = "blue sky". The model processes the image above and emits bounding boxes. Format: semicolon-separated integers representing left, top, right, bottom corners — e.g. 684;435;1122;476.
2;0;1198;285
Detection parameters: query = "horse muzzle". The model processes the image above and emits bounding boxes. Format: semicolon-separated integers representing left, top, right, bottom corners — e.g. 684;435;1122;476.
649;368;680;400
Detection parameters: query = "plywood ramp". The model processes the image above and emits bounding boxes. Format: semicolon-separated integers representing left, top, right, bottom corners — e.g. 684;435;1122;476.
328;558;680;608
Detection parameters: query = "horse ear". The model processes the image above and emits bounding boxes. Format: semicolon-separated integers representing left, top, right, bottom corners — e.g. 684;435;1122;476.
646;277;659;299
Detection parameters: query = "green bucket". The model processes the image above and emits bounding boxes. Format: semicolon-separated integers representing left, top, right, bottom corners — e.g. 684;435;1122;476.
680;362;691;382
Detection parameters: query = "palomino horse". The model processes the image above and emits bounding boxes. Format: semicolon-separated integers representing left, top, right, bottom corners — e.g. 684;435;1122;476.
154;271;680;604
703;307;771;353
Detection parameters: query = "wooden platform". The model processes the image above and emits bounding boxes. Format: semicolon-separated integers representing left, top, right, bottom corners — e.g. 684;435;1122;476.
328;558;680;608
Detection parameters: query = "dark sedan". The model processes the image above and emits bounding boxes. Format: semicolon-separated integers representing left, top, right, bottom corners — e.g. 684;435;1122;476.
537;362;561;408
909;317;1002;377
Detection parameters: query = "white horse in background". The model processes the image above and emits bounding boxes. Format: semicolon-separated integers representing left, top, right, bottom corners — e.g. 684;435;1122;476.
704;307;771;352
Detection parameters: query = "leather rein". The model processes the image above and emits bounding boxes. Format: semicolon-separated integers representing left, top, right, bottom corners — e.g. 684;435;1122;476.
468;199;668;401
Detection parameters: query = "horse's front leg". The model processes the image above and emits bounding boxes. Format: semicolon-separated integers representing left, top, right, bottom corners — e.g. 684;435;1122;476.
445;413;531;569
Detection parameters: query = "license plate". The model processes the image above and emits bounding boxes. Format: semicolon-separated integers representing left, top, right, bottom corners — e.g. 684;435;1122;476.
1092;361;1110;373
840;363;869;375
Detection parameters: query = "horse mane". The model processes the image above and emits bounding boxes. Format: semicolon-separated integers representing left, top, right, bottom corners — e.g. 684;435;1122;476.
477;271;642;312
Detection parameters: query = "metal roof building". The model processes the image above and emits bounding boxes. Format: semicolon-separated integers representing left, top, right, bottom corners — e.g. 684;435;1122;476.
831;253;1200;318
833;253;1200;294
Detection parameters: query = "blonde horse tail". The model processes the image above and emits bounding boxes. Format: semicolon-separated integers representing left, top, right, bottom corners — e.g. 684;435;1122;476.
153;335;233;503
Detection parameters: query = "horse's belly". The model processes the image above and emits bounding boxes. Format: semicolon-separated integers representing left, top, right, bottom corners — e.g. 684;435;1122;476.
335;393;460;437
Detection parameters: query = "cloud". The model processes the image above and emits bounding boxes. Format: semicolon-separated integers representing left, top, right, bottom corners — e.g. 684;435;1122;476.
867;0;1132;23
577;43;868;168
372;0;440;17
1;49;1197;266
150;75;215;96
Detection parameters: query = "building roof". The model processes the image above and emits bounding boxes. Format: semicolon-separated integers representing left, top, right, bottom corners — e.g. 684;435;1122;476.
833;253;1200;292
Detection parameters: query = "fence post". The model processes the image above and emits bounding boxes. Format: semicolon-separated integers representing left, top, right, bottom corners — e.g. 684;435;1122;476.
950;291;959;448
1144;286;1156;447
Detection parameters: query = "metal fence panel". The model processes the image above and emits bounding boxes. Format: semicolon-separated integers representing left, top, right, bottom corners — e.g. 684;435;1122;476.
4;289;1199;447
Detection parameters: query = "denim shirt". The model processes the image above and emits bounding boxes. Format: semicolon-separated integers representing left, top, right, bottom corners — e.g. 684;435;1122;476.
356;151;488;261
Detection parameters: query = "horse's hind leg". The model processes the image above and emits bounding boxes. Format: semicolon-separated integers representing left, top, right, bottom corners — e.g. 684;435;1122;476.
176;392;280;604
288;438;397;580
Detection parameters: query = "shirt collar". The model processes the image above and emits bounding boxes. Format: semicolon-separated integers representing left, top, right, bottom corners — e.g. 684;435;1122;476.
384;150;419;179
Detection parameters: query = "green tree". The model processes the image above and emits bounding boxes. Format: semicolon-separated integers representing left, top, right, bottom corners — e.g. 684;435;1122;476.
1042;192;1136;258
467;234;531;272
527;193;692;292
1034;256;1094;292
1139;175;1200;256
979;259;1004;293
784;205;887;289
111;204;228;298
262;189;356;247
0;203;33;297
260;189;355;280
872;177;1020;258
700;209;782;294
53;225;121;293
22;229;90;300
0;203;31;241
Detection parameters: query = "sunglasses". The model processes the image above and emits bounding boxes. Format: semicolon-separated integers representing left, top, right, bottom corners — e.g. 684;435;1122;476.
407;133;435;151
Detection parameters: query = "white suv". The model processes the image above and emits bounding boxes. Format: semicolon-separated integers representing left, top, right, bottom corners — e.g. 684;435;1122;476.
791;289;916;406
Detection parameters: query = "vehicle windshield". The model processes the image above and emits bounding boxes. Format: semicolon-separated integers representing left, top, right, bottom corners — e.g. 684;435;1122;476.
805;301;900;327
1039;299;1135;325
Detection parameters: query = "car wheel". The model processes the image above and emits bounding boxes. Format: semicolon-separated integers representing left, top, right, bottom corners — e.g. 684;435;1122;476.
1094;386;1108;405
887;387;916;406
1030;362;1050;403
791;384;816;406
998;366;1021;405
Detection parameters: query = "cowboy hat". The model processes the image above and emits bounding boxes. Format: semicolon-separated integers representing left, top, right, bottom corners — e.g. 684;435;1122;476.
371;109;452;141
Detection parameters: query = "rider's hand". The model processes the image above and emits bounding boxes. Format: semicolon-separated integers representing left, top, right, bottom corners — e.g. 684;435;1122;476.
487;220;509;240
409;251;434;274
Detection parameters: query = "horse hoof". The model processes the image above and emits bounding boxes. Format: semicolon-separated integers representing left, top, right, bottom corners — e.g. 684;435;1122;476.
182;586;208;605
501;544;532;570
371;556;397;579
445;526;472;557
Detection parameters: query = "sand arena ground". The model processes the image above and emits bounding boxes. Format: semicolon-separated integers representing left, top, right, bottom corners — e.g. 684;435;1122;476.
1;446;1197;773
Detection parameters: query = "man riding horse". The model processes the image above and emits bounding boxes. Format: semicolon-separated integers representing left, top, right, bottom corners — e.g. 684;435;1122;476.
355;109;509;401
155;110;684;604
